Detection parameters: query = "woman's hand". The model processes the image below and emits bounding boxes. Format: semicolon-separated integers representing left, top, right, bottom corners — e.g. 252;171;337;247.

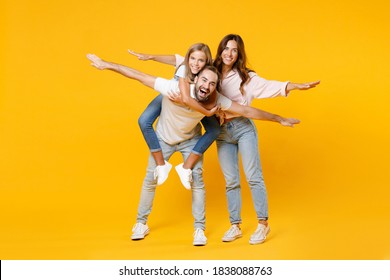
286;80;320;94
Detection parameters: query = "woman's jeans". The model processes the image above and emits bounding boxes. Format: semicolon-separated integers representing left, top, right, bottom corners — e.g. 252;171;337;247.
216;117;268;224
138;95;221;155
136;135;206;230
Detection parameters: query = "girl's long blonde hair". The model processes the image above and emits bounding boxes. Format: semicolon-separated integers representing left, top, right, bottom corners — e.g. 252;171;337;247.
181;43;213;82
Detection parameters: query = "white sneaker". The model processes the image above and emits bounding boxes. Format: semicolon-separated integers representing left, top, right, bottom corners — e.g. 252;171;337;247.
193;228;207;246
154;161;172;185
222;224;242;242
175;163;192;190
131;223;150;240
249;224;270;245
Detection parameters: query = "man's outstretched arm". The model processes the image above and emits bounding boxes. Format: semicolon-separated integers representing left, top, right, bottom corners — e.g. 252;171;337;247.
226;101;300;127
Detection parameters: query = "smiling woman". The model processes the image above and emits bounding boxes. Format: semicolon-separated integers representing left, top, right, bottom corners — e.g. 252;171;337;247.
213;34;320;245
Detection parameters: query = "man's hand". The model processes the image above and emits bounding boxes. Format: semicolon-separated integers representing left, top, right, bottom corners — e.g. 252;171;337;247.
215;106;226;125
86;54;107;70
279;117;301;127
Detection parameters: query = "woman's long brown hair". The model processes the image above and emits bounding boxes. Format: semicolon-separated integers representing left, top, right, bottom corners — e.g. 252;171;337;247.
213;34;253;95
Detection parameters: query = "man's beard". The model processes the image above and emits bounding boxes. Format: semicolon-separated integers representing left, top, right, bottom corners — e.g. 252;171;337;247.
194;88;209;102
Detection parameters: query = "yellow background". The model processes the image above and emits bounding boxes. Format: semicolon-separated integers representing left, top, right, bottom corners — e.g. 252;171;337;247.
1;0;389;259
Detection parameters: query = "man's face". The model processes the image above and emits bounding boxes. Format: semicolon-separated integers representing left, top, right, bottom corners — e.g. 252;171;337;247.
194;69;218;102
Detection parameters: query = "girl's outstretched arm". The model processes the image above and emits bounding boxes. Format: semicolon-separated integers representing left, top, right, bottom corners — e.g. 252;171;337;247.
128;50;176;66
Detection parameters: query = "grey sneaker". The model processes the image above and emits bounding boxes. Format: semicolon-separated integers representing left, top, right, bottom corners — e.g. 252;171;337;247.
154;161;172;185
249;224;270;245
193;228;207;246
175;163;192;190
222;224;242;242
131;223;150;240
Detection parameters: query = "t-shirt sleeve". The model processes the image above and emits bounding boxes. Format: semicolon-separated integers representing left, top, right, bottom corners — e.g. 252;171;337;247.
175;65;186;79
217;93;232;110
175;54;185;68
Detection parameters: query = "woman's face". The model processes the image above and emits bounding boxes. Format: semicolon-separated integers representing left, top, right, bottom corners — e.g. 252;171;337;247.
221;40;238;68
188;50;207;75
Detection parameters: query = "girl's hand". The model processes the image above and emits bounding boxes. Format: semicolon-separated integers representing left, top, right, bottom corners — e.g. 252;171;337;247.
128;49;152;61
205;105;220;117
167;89;183;104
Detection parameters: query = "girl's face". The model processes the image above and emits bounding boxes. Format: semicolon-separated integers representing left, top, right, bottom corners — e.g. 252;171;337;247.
188;50;207;75
221;40;238;68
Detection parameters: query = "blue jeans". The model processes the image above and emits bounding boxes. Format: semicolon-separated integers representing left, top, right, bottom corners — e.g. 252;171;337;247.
138;95;221;155
136;135;206;230
138;95;163;152
216;117;268;224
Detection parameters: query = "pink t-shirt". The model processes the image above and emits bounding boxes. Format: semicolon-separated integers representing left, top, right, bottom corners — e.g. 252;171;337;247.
220;69;289;119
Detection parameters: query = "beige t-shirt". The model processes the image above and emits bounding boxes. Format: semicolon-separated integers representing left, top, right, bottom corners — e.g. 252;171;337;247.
156;86;232;145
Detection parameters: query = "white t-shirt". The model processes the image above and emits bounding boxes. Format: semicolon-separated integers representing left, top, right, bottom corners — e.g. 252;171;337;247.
153;64;186;95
